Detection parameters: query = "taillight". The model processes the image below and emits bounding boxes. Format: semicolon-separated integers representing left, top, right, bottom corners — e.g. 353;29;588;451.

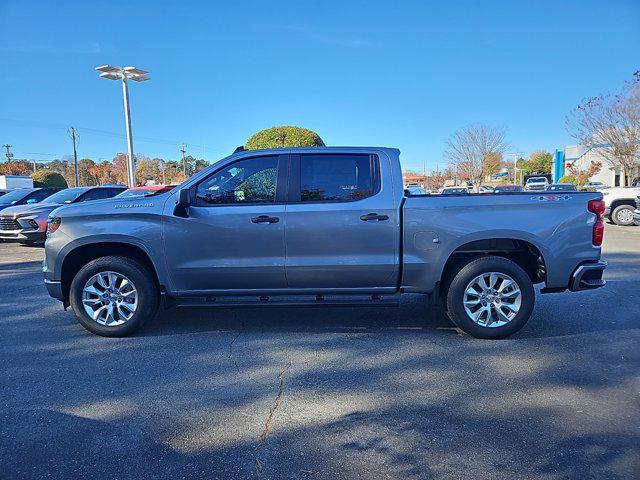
588;200;605;216
588;200;605;246
593;221;604;246
47;217;61;235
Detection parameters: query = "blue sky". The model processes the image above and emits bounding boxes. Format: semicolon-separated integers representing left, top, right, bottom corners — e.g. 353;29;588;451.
1;0;638;172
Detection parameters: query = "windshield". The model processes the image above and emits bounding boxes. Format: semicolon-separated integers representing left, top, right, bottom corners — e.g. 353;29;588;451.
115;187;171;198
0;189;32;205
40;188;86;204
527;178;547;183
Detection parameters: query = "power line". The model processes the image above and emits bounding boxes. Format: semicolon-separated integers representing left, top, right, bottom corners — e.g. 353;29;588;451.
0;117;215;153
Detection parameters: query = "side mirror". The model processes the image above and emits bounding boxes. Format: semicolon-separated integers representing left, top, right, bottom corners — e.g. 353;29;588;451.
178;188;191;206
174;188;192;218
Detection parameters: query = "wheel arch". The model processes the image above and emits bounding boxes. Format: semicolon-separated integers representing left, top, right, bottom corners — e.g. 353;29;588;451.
438;236;547;299
59;240;162;301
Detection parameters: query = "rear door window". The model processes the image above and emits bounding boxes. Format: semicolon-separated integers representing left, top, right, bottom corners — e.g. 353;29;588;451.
299;154;377;202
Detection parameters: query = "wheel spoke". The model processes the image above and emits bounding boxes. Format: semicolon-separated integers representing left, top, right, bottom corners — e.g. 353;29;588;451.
121;288;137;298
501;288;520;298
503;302;519;314
82;297;102;306
498;279;513;293
96;274;109;289
494;305;511;323
92;305;107;321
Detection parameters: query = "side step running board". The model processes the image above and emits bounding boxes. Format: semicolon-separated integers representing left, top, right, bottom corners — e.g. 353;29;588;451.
172;294;400;309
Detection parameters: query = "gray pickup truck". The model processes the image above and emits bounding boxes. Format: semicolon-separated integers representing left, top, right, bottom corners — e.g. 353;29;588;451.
43;147;607;338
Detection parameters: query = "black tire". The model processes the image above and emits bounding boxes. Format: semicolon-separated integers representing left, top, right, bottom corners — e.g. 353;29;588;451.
611;204;635;226
69;255;159;337
445;256;534;339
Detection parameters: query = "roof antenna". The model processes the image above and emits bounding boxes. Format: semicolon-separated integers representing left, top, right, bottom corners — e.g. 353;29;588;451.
234;146;246;153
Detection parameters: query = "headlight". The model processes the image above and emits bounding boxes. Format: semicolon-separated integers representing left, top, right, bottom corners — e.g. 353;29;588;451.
47;216;61;235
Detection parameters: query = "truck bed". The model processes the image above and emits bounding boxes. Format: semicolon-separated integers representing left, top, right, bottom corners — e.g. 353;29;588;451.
401;191;603;293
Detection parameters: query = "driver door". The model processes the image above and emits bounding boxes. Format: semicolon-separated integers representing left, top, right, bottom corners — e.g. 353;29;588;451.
163;154;288;293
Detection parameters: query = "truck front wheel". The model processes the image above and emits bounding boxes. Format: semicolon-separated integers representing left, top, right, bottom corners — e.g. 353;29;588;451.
69;255;159;337
445;256;534;339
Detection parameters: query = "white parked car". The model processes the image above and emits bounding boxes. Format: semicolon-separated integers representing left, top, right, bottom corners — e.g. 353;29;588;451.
602;186;640;226
584;181;609;190
524;177;550;191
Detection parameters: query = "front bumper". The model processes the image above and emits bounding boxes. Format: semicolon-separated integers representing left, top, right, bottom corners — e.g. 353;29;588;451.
569;261;607;291
44;279;64;301
0;230;46;243
633;209;640;223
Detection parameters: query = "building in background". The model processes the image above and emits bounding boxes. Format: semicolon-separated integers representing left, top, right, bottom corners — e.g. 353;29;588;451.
553;144;640;187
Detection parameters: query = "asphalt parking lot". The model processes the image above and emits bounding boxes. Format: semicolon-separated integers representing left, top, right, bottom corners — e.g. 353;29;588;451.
1;225;639;480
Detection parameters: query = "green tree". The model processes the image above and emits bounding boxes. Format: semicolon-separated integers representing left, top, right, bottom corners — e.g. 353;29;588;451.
246;126;325;150
518;150;553;175
32;169;68;188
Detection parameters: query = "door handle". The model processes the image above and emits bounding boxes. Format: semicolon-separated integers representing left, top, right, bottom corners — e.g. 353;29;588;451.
251;215;279;224
360;213;389;222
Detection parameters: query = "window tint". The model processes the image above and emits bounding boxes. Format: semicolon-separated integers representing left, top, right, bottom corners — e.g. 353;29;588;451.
29;189;58;202
196;156;278;205
300;154;376;202
79;188;117;202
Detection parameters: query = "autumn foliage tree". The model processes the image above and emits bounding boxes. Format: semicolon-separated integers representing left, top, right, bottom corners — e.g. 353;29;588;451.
566;73;640;186
0;161;30;175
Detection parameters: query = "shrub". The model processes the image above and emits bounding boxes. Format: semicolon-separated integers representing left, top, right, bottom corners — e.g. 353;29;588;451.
245;126;325;150
32;169;68;188
557;175;577;185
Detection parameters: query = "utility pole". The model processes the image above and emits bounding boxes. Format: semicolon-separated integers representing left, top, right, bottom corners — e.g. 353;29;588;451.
180;144;187;177
159;159;166;184
3;144;13;162
68;127;79;187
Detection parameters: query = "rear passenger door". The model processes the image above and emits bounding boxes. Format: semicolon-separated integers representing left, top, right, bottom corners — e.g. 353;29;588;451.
284;153;399;290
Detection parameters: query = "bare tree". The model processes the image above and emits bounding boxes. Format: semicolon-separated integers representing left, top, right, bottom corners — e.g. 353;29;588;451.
566;74;640;186
446;124;508;192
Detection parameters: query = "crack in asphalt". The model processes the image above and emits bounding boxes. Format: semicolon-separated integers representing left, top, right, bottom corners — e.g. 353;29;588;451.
259;361;291;443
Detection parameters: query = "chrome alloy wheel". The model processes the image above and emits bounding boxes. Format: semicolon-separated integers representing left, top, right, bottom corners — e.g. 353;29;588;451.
616;208;634;224
463;272;522;327
82;271;138;326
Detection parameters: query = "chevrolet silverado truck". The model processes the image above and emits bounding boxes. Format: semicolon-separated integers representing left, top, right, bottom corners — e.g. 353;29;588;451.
43;147;607;339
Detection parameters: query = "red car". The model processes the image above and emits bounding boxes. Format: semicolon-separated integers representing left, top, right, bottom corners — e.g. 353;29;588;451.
115;185;176;198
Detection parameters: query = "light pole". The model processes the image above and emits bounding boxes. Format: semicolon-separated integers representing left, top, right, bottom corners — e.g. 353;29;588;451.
95;65;150;187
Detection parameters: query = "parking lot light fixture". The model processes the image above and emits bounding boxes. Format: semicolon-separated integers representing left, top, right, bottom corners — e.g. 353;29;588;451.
95;64;151;187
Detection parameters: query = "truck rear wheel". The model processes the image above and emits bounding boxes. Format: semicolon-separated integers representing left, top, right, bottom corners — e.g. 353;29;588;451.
69;255;159;337
445;256;534;339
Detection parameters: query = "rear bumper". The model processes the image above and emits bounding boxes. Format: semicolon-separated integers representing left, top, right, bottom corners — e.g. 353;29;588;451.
633;209;640;223
569;261;607;291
